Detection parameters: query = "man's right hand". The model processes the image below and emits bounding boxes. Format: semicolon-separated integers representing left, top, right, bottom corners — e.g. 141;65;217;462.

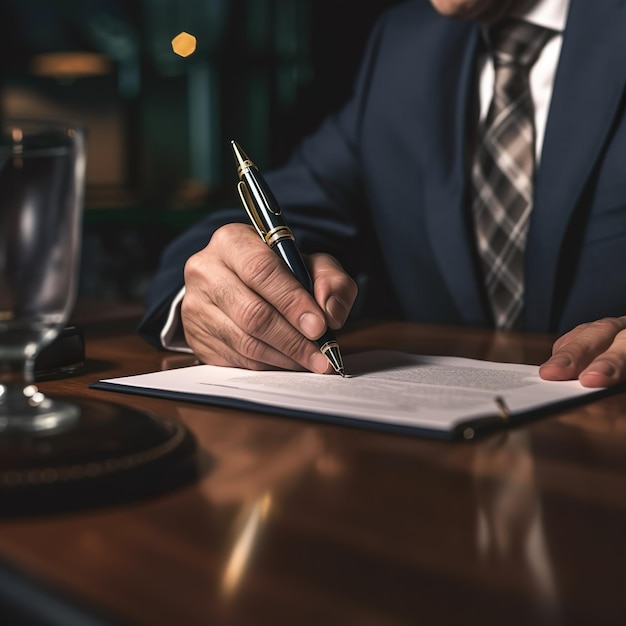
180;223;358;373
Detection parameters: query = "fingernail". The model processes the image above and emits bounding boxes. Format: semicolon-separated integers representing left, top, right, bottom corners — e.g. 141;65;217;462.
299;312;325;339
326;296;347;326
583;361;617;379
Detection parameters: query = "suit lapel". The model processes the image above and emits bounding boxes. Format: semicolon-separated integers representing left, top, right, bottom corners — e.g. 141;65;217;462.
422;23;489;327
525;0;626;331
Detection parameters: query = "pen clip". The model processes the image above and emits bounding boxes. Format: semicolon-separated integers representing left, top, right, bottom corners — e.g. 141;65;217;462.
237;181;267;240
494;396;511;421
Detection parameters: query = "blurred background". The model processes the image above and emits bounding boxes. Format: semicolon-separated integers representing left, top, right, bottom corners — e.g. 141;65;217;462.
0;0;400;306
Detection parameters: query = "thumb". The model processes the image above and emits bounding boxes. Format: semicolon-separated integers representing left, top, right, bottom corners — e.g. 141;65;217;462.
308;253;358;329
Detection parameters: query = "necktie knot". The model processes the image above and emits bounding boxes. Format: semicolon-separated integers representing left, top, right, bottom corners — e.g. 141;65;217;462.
488;19;555;70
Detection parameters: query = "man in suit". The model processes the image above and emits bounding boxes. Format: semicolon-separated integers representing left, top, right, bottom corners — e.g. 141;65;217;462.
139;0;626;388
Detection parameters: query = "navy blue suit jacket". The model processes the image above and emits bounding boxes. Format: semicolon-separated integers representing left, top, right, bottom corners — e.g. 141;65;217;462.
139;0;626;346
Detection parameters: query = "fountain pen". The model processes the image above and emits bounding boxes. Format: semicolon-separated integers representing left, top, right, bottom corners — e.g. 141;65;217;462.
231;140;345;376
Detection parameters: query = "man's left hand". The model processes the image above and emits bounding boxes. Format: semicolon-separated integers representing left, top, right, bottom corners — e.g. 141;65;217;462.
539;316;626;387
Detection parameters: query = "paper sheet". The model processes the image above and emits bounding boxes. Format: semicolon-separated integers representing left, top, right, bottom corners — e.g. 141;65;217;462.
94;351;604;435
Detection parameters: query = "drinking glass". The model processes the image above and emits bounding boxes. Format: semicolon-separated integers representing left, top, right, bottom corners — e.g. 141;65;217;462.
0;119;86;434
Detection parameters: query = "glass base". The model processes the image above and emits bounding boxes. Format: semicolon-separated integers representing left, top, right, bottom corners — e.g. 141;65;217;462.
0;396;199;517
0;388;80;434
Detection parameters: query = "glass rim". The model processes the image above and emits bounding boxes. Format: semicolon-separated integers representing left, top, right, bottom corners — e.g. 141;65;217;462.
1;117;86;134
0;118;86;153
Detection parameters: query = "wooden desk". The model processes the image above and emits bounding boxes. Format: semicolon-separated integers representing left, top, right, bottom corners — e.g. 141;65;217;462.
1;310;626;625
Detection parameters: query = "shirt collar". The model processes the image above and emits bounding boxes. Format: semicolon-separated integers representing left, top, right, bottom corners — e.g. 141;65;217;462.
511;0;570;32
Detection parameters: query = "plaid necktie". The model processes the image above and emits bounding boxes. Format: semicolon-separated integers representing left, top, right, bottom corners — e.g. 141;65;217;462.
472;19;554;330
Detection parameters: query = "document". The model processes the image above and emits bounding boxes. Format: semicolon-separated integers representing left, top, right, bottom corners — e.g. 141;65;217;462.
92;351;608;439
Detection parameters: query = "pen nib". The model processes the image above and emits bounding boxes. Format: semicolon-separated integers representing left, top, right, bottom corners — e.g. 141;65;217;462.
322;343;345;378
231;140;255;178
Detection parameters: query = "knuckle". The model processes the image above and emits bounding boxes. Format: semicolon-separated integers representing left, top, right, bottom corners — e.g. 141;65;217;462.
280;331;310;359
211;281;236;308
183;311;266;370
238;296;275;336
575;318;625;352
236;306;309;362
183;252;205;283
238;332;272;363
241;251;282;288
592;317;623;335
275;288;308;320
210;223;240;248
557;321;589;341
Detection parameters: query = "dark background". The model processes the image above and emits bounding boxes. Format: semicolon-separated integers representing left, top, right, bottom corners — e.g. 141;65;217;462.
0;0;401;304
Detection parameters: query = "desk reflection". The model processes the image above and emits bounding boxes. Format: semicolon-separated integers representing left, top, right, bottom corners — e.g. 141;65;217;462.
176;404;345;601
473;430;559;623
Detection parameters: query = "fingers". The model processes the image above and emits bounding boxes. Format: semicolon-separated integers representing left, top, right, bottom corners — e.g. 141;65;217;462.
181;293;299;371
539;317;626;387
308;253;358;329
212;225;328;338
181;223;354;373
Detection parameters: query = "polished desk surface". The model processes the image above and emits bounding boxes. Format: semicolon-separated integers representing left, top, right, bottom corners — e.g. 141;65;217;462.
1;304;626;626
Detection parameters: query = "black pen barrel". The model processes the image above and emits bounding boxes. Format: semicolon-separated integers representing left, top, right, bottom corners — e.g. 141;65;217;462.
274;239;343;366
274;239;313;293
233;140;345;375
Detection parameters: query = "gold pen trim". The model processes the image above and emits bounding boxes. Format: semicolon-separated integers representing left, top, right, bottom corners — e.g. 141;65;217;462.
319;340;340;354
232;141;257;179
237;181;267;239
237;158;256;178
265;225;295;247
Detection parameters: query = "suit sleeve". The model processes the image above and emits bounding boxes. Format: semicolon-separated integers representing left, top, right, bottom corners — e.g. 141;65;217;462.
138;14;391;347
